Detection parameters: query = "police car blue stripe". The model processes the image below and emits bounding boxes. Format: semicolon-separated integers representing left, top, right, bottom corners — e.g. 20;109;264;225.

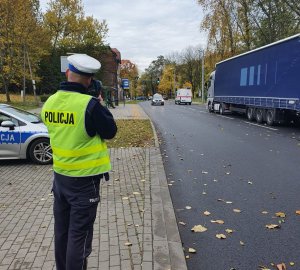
0;131;48;144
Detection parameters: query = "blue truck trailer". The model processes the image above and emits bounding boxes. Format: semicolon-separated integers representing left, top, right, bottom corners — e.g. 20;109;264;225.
207;33;300;125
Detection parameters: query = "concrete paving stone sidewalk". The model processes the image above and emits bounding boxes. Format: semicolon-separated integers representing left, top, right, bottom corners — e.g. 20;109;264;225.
0;104;187;270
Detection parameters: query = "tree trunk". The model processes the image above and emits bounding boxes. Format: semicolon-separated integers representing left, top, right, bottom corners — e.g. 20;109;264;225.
4;81;11;103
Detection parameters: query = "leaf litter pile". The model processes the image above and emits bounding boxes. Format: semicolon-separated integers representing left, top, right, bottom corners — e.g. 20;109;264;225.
106;119;154;148
175;161;300;269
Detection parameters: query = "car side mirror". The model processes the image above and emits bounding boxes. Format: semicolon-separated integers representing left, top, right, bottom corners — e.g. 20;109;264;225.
1;120;15;130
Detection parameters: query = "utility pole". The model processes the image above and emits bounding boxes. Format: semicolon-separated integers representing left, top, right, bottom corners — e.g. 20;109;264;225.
199;49;205;103
201;50;205;103
26;50;38;104
23;46;26;103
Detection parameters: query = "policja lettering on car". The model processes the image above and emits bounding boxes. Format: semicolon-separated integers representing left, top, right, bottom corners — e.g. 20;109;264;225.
44;111;76;125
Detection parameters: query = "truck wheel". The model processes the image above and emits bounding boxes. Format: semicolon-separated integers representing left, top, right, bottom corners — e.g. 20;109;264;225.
246;107;255;121
255;108;264;123
208;102;213;113
219;104;224;115
266;109;275;126
29;138;53;165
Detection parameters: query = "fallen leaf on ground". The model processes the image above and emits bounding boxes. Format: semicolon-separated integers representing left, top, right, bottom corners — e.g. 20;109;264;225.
216;234;226;239
168;184;173;186
203;211;211;216
296;210;300;215
133;192;140;195
226;201;233;204
275;212;286;218
258;266;270;270
185;255;190;259
226;172;231;175
211;220;225;224
248;181;253;185
122;197;129;200
202;171;208;174
262;211;269;214
124;242;132;246
188;248;196;253
225;229;234;234
202;192;207;195
191;225;207;233
290;262;295;266
185;206;192;210
240;241;245;246
233;209;241;213
179;221;186;226
276;263;287;270
265;224;280;229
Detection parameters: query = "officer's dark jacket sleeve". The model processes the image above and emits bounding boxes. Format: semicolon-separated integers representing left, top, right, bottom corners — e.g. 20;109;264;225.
85;98;117;139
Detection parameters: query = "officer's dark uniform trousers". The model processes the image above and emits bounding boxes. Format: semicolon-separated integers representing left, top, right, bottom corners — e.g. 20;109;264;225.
52;172;101;270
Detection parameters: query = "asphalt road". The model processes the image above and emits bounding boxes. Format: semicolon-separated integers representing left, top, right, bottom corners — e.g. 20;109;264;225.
140;100;300;270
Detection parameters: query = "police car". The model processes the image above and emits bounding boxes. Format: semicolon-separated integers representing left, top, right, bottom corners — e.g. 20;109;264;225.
0;104;52;165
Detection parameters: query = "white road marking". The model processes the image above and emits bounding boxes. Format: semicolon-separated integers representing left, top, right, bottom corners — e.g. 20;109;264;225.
244;121;278;131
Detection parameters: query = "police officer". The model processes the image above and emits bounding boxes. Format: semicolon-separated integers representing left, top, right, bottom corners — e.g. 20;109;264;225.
41;54;117;270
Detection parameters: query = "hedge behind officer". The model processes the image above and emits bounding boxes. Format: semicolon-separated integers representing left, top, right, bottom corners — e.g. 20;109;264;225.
41;54;117;270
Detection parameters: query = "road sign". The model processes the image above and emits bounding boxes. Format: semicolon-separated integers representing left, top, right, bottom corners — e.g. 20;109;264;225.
122;79;130;89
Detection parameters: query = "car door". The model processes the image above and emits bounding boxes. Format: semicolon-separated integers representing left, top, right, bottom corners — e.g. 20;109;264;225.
0;112;21;159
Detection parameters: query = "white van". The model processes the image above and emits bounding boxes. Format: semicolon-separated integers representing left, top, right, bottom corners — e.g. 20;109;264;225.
175;88;192;105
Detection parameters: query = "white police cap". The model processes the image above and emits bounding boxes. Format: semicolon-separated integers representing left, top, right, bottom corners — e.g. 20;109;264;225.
67;54;101;76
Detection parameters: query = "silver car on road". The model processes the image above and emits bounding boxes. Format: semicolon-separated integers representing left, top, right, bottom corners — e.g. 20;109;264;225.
0;104;52;164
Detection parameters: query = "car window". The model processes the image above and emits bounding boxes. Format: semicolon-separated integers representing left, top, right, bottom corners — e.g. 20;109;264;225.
0;112;19;127
153;94;162;99
3;107;41;123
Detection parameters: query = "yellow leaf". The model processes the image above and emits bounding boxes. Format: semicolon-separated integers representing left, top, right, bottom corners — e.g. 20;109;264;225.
188;248;196;253
240;241;245;246
295;210;300;215
191;225;207;233
225;229;234;234
233;209;241;213
265;224;280;229
124;242;132;246
216;234;226;239
211;220;225;224
290;262;295;266
133;192;140;195
258;266;270;270
185;255;190;259
179;221;186;226
203;211;211;216
122;197;129;200
275;212;286;218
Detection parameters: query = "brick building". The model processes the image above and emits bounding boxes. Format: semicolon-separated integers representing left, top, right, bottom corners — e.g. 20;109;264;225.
98;47;122;104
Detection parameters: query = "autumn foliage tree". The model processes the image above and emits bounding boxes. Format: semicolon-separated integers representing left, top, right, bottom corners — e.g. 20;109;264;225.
120;60;139;98
0;0;49;102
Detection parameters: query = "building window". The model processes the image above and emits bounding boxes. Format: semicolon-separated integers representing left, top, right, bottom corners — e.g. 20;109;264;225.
240;68;248;86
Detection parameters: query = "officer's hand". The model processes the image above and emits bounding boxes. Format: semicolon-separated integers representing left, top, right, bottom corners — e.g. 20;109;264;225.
98;94;103;102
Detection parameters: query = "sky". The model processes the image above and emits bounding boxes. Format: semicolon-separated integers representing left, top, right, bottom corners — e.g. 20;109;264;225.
40;0;207;72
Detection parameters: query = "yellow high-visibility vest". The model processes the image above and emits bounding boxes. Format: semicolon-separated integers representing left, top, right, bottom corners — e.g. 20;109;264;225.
41;90;111;177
